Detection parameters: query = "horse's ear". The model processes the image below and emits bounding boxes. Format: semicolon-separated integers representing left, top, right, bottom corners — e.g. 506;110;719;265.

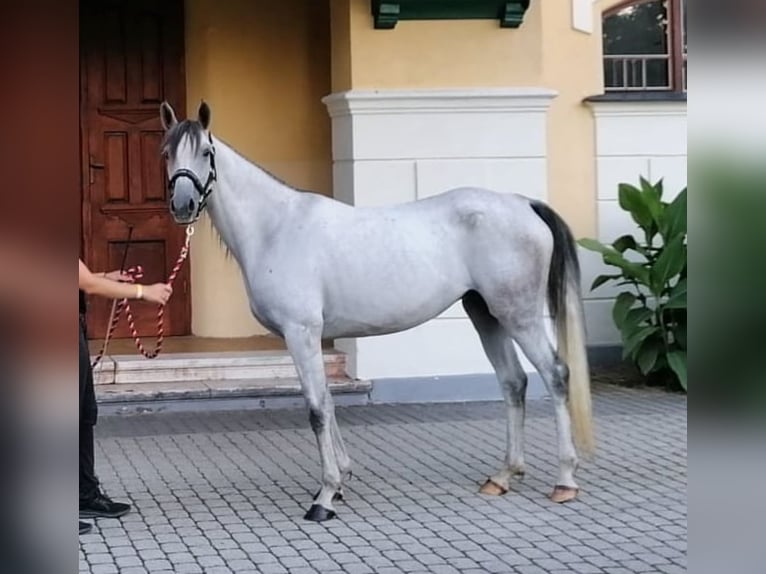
198;100;211;130
160;101;178;131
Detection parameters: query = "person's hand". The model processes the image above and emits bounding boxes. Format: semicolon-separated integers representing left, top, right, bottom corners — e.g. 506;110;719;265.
141;283;173;305
104;270;133;282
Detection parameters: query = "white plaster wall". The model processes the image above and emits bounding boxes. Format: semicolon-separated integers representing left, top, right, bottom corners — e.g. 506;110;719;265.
583;100;688;345
324;88;557;380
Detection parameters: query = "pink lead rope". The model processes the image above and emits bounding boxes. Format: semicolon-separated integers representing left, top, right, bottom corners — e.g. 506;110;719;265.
91;225;194;368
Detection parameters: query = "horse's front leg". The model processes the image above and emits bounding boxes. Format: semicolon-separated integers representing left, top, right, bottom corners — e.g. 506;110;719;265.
284;322;342;522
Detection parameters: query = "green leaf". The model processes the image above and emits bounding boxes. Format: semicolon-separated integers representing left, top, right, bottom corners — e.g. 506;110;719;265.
619;183;654;230
613;292;637;329
651;236;686;294
665;278;688;309
604;251;651;285
665;295;687;310
612;234;639;253
667;350;687;390
662;188;687;241
624;307;653;329
640;178;664;227
637;338;661;375
577;237;613;255
674;322;687;349
622;325;660;361
590;274;620;291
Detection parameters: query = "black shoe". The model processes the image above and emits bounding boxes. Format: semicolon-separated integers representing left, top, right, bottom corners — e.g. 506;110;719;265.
79;492;132;519
79;521;93;535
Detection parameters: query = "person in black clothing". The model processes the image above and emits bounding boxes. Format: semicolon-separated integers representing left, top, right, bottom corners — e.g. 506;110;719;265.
79;260;172;535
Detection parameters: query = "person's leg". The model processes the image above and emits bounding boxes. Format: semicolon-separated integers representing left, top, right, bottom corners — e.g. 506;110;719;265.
79;317;100;505
79;316;131;519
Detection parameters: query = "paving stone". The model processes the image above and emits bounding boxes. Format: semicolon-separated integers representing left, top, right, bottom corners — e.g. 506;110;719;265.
167;552;196;564
114;556;143;569
173;565;205;574
144;559;174;572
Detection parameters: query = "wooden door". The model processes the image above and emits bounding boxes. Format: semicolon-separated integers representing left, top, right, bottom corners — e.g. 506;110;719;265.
80;0;190;339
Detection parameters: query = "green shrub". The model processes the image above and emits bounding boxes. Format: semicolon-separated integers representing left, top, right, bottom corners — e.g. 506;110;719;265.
579;178;687;391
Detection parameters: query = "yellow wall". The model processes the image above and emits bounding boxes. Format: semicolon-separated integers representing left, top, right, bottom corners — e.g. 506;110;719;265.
332;0;542;89
330;0;353;92
539;1;604;239
185;0;332;336
329;0;605;237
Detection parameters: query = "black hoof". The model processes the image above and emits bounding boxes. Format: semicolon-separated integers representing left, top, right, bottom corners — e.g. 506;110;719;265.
304;504;336;522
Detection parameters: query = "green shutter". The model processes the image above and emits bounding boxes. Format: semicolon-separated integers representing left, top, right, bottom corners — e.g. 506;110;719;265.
371;1;532;30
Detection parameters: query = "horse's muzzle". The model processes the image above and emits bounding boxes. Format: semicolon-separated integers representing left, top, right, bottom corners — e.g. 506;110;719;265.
169;178;198;223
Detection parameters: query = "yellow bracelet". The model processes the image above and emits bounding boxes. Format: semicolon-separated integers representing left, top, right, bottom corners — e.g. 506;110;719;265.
136;285;143;300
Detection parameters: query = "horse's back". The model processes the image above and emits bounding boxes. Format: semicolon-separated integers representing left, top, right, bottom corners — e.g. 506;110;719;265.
294;185;550;269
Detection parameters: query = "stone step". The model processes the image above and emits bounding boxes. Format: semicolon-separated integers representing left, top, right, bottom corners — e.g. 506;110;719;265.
96;377;371;404
92;350;347;386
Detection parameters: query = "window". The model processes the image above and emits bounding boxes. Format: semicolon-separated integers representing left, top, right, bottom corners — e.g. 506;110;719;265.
603;0;686;92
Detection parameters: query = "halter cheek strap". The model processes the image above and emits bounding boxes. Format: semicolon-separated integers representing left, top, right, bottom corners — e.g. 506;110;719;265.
168;133;217;222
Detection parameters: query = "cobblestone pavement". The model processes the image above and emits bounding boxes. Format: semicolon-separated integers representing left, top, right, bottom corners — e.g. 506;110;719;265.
79;384;687;573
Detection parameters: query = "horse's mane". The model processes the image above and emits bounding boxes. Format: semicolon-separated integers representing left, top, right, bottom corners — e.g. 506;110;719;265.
164;119;306;194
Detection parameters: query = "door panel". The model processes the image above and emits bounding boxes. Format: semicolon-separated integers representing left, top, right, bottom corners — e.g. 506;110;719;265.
81;0;189;339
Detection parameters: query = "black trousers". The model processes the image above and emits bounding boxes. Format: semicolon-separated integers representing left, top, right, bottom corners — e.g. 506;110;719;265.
79;314;100;504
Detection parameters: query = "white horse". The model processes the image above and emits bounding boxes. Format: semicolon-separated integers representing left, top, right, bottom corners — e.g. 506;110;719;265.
160;101;594;522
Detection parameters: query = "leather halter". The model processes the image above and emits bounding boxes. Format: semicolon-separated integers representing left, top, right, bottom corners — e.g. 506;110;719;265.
168;132;217;222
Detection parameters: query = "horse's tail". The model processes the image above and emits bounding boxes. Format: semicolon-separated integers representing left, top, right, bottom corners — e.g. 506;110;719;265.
530;200;595;456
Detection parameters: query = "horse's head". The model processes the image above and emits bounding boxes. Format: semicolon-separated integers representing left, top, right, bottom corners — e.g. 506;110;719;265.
159;100;217;225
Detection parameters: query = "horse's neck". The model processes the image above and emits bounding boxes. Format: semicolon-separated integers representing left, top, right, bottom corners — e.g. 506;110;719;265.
206;138;296;264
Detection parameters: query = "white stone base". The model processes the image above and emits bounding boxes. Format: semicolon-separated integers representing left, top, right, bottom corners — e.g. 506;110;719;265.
337;305;554;381
324;88;557;380
584;100;688;345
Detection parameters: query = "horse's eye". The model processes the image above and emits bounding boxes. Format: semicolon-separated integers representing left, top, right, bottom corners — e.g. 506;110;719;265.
202;150;211;158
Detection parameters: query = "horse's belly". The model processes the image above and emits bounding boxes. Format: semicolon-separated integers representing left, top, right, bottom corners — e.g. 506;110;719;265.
320;266;468;339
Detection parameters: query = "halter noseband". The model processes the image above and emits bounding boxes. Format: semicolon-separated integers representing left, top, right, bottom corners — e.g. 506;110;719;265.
168;132;217;222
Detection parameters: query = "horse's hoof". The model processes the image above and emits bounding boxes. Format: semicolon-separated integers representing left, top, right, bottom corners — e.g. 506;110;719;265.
304;504;336;522
550;485;578;503
479;478;508;496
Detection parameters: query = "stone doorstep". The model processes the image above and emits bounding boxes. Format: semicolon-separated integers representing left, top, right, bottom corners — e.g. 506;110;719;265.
96;377;372;404
92;349;347;385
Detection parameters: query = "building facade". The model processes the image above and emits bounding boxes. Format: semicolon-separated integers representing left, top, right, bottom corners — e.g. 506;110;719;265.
80;0;687;385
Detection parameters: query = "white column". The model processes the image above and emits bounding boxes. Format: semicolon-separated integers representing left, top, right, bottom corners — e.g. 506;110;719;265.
323;88;557;380
582;100;688;345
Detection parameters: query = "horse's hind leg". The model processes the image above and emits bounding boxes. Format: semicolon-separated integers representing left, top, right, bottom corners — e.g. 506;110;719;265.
510;315;580;503
463;291;527;496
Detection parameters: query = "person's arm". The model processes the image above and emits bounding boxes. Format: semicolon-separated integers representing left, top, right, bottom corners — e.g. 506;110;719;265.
79;260;172;305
